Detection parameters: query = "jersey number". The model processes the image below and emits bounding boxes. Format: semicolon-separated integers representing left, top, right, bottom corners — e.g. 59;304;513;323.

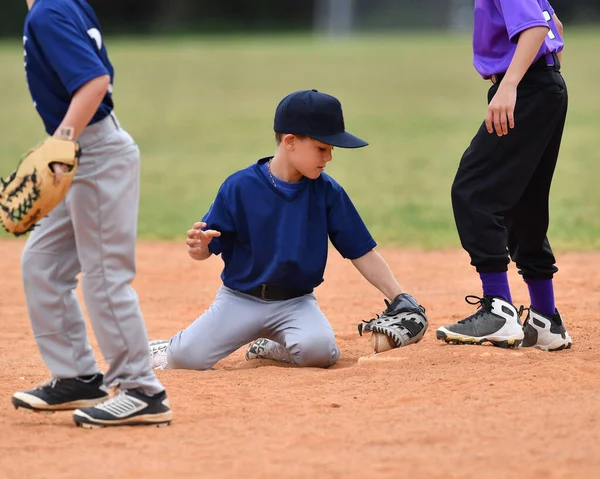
542;11;556;40
87;28;103;50
86;28;113;94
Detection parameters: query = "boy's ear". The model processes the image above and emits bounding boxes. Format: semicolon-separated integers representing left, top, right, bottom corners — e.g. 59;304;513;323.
283;134;296;150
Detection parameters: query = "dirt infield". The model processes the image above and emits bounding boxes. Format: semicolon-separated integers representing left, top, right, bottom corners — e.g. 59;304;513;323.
1;239;599;479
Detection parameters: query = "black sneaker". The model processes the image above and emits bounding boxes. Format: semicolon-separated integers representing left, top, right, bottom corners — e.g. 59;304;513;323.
72;389;172;428
436;295;524;348
12;374;109;412
521;308;573;351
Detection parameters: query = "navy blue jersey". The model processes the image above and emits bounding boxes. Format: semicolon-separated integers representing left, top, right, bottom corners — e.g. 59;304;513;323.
24;0;114;135
259;160;303;198
203;157;377;292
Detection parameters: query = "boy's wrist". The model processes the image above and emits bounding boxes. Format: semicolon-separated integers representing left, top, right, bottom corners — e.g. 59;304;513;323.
500;77;519;88
54;126;75;140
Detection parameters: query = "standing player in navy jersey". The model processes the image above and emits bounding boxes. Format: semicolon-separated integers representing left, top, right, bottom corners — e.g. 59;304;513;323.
149;89;428;371
11;0;172;428
436;0;573;351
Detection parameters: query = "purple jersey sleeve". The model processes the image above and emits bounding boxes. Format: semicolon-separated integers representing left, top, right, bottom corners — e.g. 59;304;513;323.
473;0;562;78
495;0;550;42
30;9;108;95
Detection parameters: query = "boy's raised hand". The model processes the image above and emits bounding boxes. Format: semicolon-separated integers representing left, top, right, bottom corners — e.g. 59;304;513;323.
186;222;221;260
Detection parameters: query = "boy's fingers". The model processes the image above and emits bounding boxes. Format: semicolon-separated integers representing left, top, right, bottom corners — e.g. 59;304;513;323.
196;230;210;242
508;110;515;129
500;111;508;135
186;225;219;248
485;110;494;134
494;111;503;136
52;164;64;185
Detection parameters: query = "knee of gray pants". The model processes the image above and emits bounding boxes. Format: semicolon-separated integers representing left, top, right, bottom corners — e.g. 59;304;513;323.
167;338;215;371
289;335;339;368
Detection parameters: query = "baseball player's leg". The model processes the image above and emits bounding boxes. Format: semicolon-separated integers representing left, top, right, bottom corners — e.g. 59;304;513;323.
13;200;109;412
451;78;568;274
506;77;568;282
506;89;571;351
505;123;565;281
166;287;268;370
68;122;162;396
20;201;99;378
440;79;565;346
262;294;339;368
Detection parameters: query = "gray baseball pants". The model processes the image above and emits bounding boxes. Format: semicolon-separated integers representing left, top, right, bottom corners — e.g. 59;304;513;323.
168;286;340;369
21;113;164;395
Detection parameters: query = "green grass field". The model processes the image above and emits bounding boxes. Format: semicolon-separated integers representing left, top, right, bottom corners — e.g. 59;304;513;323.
0;30;599;249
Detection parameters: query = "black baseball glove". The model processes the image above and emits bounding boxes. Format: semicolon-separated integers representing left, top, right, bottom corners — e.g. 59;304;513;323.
358;293;428;348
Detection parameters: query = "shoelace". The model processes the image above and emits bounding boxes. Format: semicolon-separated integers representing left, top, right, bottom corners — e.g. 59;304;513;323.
102;389;126;406
37;377;58;389
518;305;530;325
457;295;494;324
35;374;99;390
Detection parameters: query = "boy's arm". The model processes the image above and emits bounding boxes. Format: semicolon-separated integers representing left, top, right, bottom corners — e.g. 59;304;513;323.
553;13;563;63
487;26;549;137
31;11;111;143
353;250;428;349
351;249;403;301
54;74;111;141
50;74;111;184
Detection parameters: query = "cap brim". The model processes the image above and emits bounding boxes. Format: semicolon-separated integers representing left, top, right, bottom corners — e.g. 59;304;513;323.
309;131;368;149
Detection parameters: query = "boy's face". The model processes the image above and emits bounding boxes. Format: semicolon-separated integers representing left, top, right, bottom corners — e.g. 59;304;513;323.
284;135;334;180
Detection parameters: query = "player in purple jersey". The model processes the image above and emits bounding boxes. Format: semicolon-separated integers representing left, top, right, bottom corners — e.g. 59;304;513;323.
436;0;573;351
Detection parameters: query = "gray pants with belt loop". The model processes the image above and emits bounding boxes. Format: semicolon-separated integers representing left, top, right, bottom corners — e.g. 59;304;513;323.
21;113;164;395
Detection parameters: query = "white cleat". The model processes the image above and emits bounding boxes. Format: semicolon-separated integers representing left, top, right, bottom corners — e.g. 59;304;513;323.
521;308;573;351
149;340;170;370
245;338;293;363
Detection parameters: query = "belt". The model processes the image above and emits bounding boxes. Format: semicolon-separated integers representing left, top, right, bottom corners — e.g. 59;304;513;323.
491;52;561;85
242;284;313;301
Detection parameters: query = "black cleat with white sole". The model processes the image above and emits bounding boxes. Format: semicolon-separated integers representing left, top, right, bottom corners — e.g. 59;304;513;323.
12;374;109;412
72;388;172;428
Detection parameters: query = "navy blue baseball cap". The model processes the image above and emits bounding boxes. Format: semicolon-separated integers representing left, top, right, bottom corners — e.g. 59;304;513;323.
274;89;368;148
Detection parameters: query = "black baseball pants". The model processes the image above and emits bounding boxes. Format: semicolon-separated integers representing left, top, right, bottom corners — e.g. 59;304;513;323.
451;61;568;280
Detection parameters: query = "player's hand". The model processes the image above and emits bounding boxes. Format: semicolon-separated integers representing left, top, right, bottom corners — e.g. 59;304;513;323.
486;83;517;136
50;162;71;185
186;222;221;260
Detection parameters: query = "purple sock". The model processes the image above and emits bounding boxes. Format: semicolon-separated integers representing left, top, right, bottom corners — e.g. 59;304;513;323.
479;272;512;303
525;279;555;317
